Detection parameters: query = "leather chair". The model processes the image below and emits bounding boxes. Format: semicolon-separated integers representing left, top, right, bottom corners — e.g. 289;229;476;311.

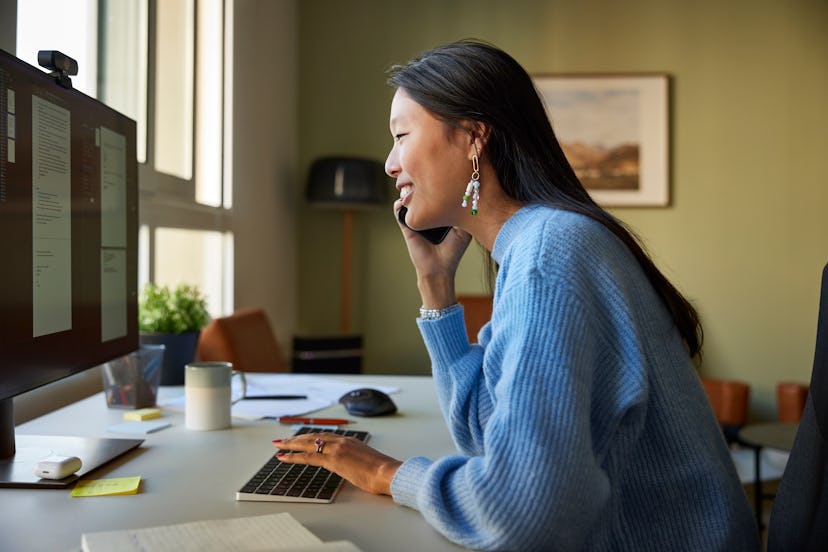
767;262;828;550
456;294;493;344
196;308;287;373
776;381;809;423
700;377;750;445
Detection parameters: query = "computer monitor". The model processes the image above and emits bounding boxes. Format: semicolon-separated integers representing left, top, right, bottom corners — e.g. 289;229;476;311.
0;48;141;487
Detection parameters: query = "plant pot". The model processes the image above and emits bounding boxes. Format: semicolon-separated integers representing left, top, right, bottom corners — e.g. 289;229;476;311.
140;331;201;386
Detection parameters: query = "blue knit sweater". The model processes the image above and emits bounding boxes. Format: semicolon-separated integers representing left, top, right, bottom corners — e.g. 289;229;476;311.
390;205;759;551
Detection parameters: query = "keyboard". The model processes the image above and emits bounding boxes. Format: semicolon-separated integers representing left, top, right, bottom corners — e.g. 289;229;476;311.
236;426;370;503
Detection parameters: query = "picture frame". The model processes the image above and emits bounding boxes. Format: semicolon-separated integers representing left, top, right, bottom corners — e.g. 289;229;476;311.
533;74;670;207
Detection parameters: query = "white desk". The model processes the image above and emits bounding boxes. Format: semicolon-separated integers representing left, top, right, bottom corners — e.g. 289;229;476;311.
1;375;465;551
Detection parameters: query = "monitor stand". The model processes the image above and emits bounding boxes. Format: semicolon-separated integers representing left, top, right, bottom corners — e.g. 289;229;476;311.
0;434;144;489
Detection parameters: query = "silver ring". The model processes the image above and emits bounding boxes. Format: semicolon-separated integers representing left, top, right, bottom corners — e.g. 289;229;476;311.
315;438;325;454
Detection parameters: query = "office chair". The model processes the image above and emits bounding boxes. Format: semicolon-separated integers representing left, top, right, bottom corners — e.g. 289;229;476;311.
767;262;828;551
195;308;287;373
456;294;493;344
292;335;362;374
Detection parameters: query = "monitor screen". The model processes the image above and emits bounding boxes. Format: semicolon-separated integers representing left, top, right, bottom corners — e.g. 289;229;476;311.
0;48;139;467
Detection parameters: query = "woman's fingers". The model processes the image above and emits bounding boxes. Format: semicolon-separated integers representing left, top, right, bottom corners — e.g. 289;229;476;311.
274;432;339;456
271;432;402;495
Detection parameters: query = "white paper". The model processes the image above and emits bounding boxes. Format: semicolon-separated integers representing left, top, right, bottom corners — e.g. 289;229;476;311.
232;397;335;420
80;512;361;551
160;375;399;420
242;374;399;403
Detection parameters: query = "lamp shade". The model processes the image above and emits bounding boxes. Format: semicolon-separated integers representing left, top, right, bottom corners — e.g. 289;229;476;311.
306;157;387;209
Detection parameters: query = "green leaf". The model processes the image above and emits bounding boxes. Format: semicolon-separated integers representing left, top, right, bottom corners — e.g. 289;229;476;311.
138;282;211;334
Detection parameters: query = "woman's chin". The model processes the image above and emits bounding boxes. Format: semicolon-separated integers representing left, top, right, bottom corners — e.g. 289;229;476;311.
404;212;426;230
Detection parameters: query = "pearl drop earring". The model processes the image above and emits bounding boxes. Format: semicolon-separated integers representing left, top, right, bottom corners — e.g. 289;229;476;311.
461;151;480;215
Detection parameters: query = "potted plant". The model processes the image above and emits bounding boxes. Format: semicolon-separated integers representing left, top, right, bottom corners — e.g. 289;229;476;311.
139;283;211;385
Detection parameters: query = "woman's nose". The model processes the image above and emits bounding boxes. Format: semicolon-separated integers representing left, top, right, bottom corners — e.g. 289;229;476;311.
385;149;400;178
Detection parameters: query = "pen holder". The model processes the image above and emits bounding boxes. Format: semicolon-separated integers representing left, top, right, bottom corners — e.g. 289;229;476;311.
101;344;165;409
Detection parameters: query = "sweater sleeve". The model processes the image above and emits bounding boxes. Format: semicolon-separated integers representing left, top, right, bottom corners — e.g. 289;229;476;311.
415;307;492;455
391;266;648;551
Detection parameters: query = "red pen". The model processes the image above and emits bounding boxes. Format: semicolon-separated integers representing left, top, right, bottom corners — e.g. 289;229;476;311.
278;416;351;425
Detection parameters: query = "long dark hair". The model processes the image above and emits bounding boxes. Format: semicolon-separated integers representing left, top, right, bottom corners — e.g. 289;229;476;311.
388;39;703;360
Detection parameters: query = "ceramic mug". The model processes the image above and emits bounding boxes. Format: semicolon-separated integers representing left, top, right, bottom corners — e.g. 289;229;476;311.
184;362;246;430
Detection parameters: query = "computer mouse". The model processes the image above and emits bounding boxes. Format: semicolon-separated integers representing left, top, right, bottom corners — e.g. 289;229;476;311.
338;388;398;417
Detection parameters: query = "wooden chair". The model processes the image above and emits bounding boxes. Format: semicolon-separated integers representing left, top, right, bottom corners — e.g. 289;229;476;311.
456;294;493;344
196;308;287;373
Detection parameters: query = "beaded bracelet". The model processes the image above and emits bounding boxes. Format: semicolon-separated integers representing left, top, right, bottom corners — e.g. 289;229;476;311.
419;303;462;320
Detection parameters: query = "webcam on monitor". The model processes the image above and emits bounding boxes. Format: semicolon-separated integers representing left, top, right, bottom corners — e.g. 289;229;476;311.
37;50;78;89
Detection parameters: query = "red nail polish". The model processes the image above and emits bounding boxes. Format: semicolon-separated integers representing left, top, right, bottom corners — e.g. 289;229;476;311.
272;439;283;444
276;452;285;457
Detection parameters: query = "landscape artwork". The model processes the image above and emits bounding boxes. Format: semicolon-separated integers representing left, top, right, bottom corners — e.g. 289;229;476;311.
533;74;670;207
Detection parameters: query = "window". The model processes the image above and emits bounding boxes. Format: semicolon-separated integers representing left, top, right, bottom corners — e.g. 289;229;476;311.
16;0;98;96
99;0;149;163
195;0;231;208
154;228;233;316
17;0;235;318
154;0;194;180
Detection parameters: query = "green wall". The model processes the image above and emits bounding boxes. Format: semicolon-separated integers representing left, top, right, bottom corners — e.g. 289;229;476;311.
296;0;828;420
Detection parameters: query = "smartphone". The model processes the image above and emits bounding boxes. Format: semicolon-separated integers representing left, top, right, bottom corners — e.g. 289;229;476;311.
397;207;451;245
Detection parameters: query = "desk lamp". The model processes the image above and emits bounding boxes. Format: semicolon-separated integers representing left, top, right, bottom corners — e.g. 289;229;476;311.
306;157;387;334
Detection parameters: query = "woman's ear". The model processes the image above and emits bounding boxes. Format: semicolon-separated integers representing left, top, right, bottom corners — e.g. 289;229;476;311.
462;121;490;159
465;121;491;157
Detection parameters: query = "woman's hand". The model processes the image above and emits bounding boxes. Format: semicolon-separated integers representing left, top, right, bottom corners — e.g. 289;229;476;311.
394;200;472;309
273;432;403;496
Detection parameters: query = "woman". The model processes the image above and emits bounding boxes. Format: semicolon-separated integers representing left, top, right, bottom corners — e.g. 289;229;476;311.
275;40;759;551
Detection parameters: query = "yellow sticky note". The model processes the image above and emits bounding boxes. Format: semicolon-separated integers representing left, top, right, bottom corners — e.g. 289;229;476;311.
71;476;142;497
124;407;161;421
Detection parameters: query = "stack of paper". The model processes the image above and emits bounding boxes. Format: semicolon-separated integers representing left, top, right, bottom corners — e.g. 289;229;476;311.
81;512;361;551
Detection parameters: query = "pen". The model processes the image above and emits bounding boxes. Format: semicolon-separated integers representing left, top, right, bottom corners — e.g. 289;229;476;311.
242;395;308;400
277;417;351;425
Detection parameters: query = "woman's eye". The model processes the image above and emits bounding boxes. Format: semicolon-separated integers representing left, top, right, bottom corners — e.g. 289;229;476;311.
394;133;407;141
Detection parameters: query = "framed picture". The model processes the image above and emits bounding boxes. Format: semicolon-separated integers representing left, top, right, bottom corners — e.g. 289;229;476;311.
533;74;670;207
